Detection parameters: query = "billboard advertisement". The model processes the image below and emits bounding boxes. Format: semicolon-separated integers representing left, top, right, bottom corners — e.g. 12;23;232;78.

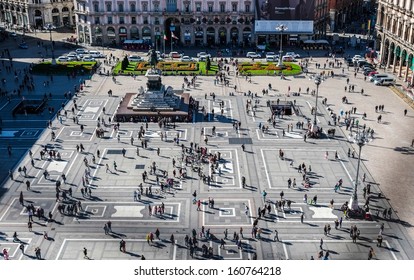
257;0;315;21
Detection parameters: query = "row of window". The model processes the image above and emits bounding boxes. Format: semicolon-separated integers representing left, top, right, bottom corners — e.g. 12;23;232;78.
91;2;250;13
94;15;247;25
31;0;70;3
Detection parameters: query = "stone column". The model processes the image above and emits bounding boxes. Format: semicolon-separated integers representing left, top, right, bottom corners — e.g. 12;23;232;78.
411;70;414;86
398;55;403;77
226;27;231;45
379;37;385;64
238;27;243;46
203;27;207;46
392;52;397;73
404;59;410;82
386;45;392;68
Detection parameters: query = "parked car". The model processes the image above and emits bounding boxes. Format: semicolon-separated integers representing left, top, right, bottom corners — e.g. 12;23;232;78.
282;55;294;62
82;55;95;62
357;60;369;67
365;71;378;76
266;55;278;62
246;52;261;58
75;48;88;54
369;74;390;82
169;51;182;58
57;56;69;62
286;52;300;58
180;56;194;62
374;77;395;86
361;63;375;69
197;52;211;58
89;50;105;58
66;54;79;61
352;55;363;63
128;55;144;62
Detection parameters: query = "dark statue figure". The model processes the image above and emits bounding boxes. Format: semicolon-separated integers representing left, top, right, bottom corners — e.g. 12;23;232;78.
149;49;158;67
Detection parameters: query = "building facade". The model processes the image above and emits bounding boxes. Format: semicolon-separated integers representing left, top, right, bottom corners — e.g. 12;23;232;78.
375;0;414;84
74;0;255;48
0;0;75;31
254;0;329;46
328;0;364;32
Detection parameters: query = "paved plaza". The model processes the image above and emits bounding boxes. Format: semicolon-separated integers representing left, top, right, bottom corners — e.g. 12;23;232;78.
0;33;414;260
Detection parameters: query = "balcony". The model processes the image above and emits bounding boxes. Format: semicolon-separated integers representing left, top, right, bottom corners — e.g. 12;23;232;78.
163;9;180;15
74;10;89;15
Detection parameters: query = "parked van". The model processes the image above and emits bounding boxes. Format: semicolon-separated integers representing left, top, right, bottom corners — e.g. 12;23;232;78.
89;50;105;58
374;77;395;86
369;74;390;82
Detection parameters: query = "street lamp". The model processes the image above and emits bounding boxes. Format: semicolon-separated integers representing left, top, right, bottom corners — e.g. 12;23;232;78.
170;23;175;54
275;24;287;68
313;75;322;125
348;130;369;211
46;25;56;65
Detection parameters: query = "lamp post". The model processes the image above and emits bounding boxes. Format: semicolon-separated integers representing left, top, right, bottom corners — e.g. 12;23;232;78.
313;75;322;125
275;24;287;68
349;130;369;211
47;25;56;65
170;23;175;54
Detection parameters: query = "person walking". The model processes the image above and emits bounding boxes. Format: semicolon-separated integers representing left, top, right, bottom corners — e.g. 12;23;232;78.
83;247;88;259
273;230;279;242
244;204;249;216
377;235;383;247
320;238;324;250
103;223;109;235
120;239;126;253
220;238;225;249
19;243;25;255
368;247;376;260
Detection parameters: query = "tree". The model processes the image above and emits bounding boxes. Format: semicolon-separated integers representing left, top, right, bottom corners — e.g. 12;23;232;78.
206;56;211;71
121;55;129;70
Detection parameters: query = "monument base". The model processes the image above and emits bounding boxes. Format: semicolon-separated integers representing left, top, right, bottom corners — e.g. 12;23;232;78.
115;92;197;123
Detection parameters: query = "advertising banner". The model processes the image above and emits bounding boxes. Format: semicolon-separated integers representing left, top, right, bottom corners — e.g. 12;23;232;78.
257;0;315;20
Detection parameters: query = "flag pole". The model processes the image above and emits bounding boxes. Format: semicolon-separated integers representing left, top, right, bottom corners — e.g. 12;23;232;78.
163;32;165;56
